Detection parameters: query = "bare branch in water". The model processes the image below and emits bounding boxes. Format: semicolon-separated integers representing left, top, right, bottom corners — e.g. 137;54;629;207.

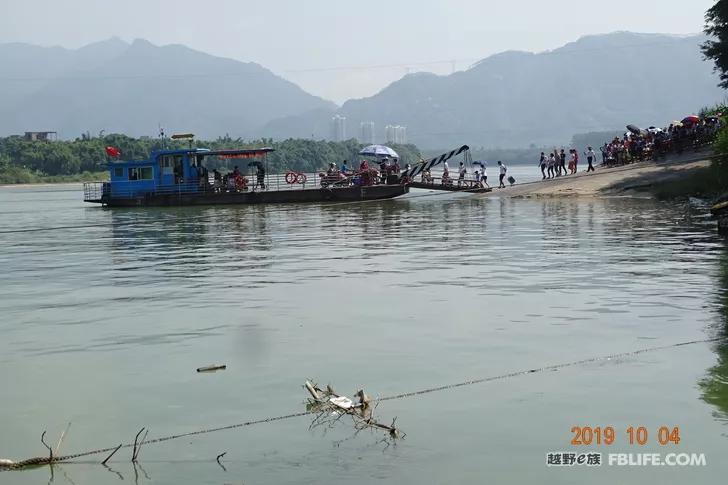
216;452;227;471
55;423;72;455
40;431;53;463
131;428;146;462
101;444;123;465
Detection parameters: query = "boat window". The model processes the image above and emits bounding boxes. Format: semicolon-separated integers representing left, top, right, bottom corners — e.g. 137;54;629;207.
139;167;154;180
114;167;124;178
172;155;183;183
158;155;175;175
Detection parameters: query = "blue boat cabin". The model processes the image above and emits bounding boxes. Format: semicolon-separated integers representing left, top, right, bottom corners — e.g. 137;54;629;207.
108;148;205;198
104;148;273;199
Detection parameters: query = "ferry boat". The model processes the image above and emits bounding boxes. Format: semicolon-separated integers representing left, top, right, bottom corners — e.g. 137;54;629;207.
83;145;408;207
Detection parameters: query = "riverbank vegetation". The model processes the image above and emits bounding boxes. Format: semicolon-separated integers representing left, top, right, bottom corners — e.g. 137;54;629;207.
654;103;728;200
0;135;422;184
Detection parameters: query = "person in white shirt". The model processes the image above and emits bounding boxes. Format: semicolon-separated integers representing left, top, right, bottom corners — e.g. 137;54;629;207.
547;153;556;179
585;146;597;172
481;165;489;187
497;161;507;188
458;162;467;187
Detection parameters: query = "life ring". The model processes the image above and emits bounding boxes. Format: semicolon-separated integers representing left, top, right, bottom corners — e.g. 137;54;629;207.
285;172;297;184
296;173;307;184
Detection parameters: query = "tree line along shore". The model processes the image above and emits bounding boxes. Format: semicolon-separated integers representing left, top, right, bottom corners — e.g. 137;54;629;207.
1;114;727;201
0;135;423;185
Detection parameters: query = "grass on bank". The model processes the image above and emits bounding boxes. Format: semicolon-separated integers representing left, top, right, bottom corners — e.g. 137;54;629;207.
652;160;728;200
0;167;107;185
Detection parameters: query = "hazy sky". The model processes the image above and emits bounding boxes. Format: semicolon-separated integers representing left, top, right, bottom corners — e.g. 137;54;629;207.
0;0;716;103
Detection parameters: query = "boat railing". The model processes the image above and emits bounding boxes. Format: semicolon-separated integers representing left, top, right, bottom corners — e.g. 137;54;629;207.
414;175;485;188
83;181;109;202
84;171;395;202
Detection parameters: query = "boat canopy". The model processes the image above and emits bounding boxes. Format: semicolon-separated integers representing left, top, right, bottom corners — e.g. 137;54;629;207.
193;148;275;159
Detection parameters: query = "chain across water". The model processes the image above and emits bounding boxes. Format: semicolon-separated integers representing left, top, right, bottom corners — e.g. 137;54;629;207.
1;336;721;470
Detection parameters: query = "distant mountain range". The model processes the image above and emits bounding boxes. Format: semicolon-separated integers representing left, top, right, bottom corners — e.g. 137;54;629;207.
0;32;725;148
263;32;727;148
0;38;335;139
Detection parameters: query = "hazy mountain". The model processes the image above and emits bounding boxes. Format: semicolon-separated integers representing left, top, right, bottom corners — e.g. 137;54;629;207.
0;38;335;139
3;33;725;148
263;32;726;149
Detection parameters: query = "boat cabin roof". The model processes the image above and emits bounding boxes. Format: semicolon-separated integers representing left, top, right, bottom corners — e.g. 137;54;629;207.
109;147;275;166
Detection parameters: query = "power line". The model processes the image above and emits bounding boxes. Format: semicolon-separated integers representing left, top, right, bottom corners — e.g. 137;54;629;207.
0;37;703;82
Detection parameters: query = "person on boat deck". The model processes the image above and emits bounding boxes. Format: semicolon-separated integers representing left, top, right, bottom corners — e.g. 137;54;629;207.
213;169;222;192
392;158;401;174
256;164;266;189
341;160;349;174
173;164;182;184
497;161;507;188
399;163;412;184
198;164;209;189
233;166;240;177
327;162;337;175
422;168;433;184
379;159;388;183
458;162;467;187
442;165;451;186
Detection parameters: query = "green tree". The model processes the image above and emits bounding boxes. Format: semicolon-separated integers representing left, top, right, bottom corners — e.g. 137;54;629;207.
703;0;728;89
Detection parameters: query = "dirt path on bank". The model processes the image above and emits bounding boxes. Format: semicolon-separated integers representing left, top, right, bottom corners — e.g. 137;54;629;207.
481;151;712;198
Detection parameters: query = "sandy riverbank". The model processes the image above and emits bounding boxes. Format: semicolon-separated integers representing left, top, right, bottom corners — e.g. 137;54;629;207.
482;151;713;198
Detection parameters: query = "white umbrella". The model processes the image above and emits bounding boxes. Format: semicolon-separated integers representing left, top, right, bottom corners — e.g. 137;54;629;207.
359;145;399;158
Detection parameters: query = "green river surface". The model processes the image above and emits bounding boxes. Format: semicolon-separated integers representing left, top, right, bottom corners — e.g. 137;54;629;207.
1;183;727;484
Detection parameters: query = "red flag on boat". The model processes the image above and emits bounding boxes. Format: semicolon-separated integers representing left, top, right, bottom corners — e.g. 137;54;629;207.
105;146;121;158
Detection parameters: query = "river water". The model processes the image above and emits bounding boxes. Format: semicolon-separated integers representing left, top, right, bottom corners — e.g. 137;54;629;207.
0;183;727;484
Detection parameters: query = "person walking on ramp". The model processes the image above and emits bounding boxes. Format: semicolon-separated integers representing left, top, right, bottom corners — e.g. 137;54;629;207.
585;146;596;172
497;161;507;188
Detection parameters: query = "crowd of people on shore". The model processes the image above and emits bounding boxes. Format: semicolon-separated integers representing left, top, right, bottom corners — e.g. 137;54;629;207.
536;114;722;180
599;116;720;166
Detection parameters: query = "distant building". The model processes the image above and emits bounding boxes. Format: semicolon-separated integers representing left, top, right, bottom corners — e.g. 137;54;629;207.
331;115;346;142
385;125;407;144
24;131;57;142
359;121;375;144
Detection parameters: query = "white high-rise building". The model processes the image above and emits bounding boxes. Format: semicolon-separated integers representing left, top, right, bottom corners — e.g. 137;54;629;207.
385;125;407;144
360;121;375;144
331;115;346;142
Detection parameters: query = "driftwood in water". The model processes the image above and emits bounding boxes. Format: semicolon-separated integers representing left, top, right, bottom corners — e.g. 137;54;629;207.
196;364;227;373
304;380;404;442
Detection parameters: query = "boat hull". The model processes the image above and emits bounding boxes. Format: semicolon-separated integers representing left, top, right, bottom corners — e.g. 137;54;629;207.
95;184;409;207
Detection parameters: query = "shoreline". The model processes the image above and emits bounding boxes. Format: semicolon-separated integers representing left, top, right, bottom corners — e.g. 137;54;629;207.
0;181;88;188
481;151;713;198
